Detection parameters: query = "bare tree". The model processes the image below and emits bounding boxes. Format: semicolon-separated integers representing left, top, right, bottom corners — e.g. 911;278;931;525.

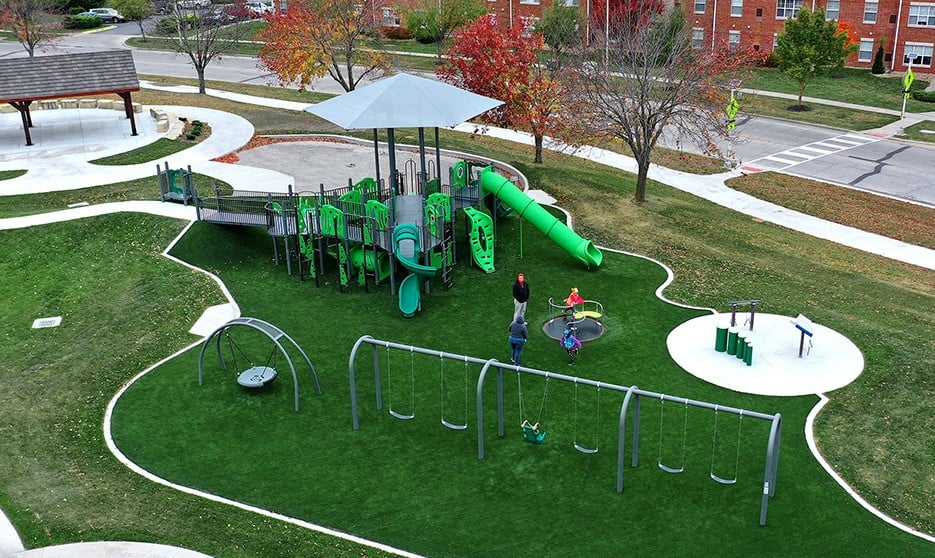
155;5;255;94
112;0;159;41
567;8;750;203
0;0;58;57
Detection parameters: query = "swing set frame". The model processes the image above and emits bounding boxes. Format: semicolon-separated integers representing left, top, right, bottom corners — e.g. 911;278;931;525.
348;335;782;526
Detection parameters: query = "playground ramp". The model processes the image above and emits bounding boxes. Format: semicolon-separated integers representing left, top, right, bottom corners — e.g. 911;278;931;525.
479;167;603;268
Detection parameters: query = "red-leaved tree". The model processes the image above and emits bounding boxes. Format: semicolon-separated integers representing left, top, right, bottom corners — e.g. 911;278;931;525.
438;15;581;163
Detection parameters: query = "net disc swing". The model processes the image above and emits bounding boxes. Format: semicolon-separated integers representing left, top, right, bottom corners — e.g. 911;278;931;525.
225;330;278;388
658;394;689;474
710;406;744;485
573;379;600;454
439;353;468;430
518;372;549;444
387;343;415;420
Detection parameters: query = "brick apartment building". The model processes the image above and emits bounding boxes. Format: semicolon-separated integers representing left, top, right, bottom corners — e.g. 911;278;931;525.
275;0;933;71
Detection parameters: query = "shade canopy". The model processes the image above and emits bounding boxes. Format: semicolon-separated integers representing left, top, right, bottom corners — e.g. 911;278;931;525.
305;73;503;130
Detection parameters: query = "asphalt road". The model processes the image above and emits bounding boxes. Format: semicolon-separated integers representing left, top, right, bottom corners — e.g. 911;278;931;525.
1;25;933;206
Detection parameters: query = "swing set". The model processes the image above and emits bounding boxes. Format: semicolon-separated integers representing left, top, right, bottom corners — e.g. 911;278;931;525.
348;335;782;526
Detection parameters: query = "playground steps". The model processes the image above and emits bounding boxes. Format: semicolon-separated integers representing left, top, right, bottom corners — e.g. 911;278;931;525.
462;207;494;274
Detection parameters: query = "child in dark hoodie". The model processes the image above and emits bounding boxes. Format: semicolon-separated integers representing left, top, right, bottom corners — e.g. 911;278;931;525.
508;315;528;366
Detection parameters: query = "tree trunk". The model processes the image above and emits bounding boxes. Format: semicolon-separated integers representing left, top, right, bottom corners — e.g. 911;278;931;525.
138;21;147;41
798;82;805;107
634;157;650;203
197;66;207;94
534;134;544;164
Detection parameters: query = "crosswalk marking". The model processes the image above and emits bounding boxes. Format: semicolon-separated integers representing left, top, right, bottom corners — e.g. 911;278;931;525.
743;133;881;172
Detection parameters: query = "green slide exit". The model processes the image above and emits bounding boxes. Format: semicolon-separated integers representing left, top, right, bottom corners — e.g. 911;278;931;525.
479;167;603;268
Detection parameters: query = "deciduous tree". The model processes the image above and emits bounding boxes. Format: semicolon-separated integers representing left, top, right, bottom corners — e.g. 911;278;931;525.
566;7;751;203
258;0;390;92
439;15;581;163
776;7;857;108
403;0;486;63
155;4;256;93
536;3;582;71
0;0;58;57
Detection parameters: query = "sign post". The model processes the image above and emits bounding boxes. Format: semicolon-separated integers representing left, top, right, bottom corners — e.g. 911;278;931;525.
900;56;917;119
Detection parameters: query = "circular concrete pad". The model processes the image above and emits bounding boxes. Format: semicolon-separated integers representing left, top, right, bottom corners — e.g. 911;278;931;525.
666;313;864;396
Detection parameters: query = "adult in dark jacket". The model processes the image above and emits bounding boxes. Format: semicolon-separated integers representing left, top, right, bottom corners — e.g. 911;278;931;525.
513;273;530;321
508;315;528;366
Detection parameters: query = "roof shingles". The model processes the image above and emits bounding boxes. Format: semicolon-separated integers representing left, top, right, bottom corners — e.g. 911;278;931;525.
0;51;139;104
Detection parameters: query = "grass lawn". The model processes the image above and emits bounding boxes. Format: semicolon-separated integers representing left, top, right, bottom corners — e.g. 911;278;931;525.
90;138;201;165
898;120;935;143
0;170;26;181
0;82;931;555
740;91;899;130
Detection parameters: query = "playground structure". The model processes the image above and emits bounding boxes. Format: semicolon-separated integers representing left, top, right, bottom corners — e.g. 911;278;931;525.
166;155;603;317
544;296;605;341
157;162;194;205
348;335;782;526
197;317;322;411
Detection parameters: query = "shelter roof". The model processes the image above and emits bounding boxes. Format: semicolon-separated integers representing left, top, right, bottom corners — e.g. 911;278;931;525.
0;51;139;104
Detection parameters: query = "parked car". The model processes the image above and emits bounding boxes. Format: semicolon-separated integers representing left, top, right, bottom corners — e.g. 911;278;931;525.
245;1;273;17
89;8;126;23
199;7;235;26
221;1;252;20
176;0;211;9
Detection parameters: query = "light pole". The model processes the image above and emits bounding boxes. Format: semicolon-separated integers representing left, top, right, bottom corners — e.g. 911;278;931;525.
900;53;919;120
604;0;609;69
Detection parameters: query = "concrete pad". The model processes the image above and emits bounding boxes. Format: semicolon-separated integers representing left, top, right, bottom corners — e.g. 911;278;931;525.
666;313;864;396
0;508;25;554
11;541;211;557
189;303;239;337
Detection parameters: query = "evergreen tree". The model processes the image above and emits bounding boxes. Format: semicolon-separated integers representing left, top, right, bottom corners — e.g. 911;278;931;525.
872;42;886;74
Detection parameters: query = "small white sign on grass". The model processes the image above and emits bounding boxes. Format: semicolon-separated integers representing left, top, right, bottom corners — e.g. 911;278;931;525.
32;316;62;329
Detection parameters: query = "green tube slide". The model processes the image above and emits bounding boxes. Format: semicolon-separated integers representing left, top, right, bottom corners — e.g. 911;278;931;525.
479;167;603;268
393;223;439;318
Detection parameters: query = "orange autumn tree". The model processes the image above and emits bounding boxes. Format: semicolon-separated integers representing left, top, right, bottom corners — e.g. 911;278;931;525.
258;0;390;92
438;15;582;163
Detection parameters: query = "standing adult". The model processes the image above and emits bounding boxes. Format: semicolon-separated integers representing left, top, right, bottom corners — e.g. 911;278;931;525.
512;273;530;321
508;315;528;366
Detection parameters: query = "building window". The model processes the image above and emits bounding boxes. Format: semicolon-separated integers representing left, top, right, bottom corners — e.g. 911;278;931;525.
756;7;763;16
858;38;874;62
776;0;802;19
381;7;400;26
520;16;539;37
692;27;704;48
908;4;935;26
519;0;539;4
728;30;740;50
904;43;933;66
731;0;742;16
695;0;706;13
826;0;839;20
562;0;580;5
863;1;878;23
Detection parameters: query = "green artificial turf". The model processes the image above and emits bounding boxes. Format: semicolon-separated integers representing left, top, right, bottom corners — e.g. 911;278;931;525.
108;206;932;556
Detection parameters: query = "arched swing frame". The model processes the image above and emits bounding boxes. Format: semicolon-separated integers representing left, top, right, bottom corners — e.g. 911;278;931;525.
198;317;322;412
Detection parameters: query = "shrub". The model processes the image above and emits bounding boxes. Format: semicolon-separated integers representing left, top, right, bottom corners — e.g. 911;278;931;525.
871;44;886;74
382;26;413;40
63;14;103;29
912;89;935;103
186;133;197;140
67;7;86;15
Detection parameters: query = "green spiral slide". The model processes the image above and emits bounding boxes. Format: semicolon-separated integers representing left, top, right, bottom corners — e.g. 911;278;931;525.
479;166;603;268
393;223;439;317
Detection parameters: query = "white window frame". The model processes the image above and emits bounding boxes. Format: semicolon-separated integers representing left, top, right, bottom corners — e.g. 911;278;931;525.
728;30;741;50
519;0;540;5
904;43;933;66
692;27;705;48
381;7;400;26
731;0;743;16
858;38;874;62
695;0;706;14
776;0;802;19
908;3;935;26
772;33;778;51
562;0;580;5
863;1;878;23
826;0;840;20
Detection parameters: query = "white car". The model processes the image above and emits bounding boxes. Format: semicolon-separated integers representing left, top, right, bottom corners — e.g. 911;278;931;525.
89;8;126;23
245;2;273;16
176;0;211;8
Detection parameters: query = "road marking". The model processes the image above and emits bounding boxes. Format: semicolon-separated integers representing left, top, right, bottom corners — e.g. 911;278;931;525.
743;133;881;172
